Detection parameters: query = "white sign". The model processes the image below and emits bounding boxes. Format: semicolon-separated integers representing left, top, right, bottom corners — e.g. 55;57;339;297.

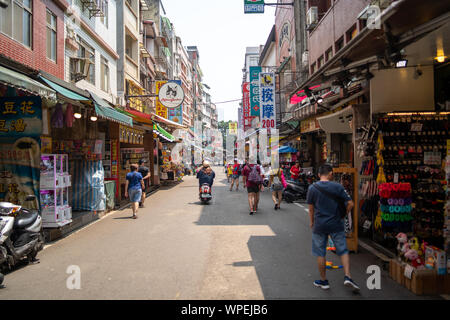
158;82;185;108
259;72;276;131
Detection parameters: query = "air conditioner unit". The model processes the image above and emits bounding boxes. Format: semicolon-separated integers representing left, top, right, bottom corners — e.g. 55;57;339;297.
306;6;318;29
70;57;92;82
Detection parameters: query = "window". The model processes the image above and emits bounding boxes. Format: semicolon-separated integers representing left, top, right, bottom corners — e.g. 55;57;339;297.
335;36;344;53
46;9;57;61
125;34;136;60
317;55;324;69
100;56;109;92
325;47;333;62
346;24;357;43
78;38;95;84
310;62;316;74
0;0;33;48
100;0;108;27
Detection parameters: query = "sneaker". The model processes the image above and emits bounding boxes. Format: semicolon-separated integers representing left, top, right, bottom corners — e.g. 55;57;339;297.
274;204;278;210
344;276;360;291
313;279;330;290
249;211;254;215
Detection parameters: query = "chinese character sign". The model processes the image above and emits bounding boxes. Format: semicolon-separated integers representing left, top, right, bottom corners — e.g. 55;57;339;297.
242;82;251;131
156;81;168;119
0;96;42;206
259;72;276;131
249;66;262;118
228;122;237;135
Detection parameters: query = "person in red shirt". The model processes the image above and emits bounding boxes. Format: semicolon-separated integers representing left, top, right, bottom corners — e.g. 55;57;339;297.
290;162;302;180
242;161;262;215
230;159;241;191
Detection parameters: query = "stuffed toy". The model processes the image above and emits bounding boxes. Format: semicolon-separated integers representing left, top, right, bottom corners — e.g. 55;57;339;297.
396;233;409;257
404;249;424;269
408;237;420;252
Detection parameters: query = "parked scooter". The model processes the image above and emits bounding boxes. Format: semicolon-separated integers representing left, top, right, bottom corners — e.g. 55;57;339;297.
282;172;316;203
199;183;212;204
0;195;44;287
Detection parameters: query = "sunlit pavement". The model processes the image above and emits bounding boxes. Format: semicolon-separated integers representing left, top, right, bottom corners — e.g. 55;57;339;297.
0;167;437;299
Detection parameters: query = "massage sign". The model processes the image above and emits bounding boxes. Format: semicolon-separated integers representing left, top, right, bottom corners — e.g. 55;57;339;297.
0;96;42;205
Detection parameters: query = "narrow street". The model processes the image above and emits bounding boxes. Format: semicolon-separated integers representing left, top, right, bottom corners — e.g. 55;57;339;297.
0;167;429;300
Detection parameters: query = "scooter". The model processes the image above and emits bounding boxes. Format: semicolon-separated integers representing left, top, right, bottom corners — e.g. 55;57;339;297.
0;195;44;287
199;183;212;204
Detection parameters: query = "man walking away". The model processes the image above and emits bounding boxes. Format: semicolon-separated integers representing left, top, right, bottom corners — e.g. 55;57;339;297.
306;164;359;291
138;159;150;208
230;159;241;191
242;161;262;215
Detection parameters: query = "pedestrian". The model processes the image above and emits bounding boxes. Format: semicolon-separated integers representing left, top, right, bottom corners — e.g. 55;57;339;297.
229;159;240;191
242;160;262;215
306;164;359;291
290;161;301;181
138;159;150;208
125;164;144;219
227;163;233;183
269;167;287;210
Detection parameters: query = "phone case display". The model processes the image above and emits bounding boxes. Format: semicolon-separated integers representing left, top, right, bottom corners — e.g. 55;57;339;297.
40;154;72;228
332;167;359;252
378;114;449;250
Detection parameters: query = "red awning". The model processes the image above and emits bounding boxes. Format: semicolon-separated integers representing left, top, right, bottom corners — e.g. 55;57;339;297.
125;108;153;125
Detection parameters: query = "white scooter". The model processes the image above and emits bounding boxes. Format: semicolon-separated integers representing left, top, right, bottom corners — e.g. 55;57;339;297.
0;195;44;287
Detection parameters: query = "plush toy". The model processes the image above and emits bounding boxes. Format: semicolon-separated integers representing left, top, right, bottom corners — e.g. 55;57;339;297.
396;233;409;257
404;249;424;269
408;237;420;252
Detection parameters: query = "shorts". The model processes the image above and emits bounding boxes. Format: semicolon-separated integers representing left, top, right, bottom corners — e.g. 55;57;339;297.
128;188;142;203
271;183;284;192
247;185;260;193
312;231;348;257
232;174;240;179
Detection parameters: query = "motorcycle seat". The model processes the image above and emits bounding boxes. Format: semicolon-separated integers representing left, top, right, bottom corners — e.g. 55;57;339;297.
14;209;39;229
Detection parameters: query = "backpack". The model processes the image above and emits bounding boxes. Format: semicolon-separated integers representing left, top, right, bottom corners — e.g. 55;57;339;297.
272;169;283;191
247;165;262;185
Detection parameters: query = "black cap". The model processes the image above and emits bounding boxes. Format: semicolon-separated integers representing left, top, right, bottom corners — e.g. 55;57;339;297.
138;159;146;165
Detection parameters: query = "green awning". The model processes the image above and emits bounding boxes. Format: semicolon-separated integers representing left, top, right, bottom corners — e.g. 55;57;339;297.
89;91;133;127
0;65;56;99
277;56;291;73
39;76;89;101
153;123;175;142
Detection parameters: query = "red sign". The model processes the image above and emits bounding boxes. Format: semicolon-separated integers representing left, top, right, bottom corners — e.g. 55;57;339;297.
242;82;251;131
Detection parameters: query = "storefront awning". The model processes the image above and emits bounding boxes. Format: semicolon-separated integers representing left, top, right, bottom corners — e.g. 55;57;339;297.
89;91;133;127
278;146;298;154
0;65;56;99
40;76;89;101
317;106;353;134
153;123;175;142
151;113;187;129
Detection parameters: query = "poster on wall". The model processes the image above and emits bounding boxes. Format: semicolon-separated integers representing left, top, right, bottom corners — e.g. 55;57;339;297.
0;96;42;205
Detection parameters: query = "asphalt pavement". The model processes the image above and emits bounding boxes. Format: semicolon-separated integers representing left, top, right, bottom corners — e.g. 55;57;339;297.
0;167;438;299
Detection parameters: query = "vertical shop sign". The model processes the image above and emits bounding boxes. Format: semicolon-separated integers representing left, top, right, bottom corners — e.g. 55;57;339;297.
167;80;183;124
259;72;276;131
156;81;168;119
229;122;238;135
0;96;42;204
250;66;262;119
110;140;119;179
242;82;251;131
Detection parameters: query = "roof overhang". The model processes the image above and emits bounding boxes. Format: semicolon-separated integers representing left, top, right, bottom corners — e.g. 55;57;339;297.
317;106;353;134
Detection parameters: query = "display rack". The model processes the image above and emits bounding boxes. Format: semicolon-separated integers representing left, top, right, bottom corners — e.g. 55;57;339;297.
119;148;150;198
40;154;72;228
333;167;359;252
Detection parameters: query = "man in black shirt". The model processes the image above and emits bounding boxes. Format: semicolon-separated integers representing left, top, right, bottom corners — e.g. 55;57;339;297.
138;159;150;208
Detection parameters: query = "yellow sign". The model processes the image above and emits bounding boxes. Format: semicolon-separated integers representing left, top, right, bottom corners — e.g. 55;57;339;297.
127;80;144;112
156;81;168;119
228;122;237;135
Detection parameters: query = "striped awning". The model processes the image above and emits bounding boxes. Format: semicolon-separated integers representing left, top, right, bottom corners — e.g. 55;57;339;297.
89;91;133;127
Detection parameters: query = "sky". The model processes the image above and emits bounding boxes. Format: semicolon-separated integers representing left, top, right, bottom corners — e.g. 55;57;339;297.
161;0;276;122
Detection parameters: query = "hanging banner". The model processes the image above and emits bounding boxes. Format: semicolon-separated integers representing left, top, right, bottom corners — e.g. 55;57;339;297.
259;72;276;131
242;82;251;131
167;80;183;124
0;96;42;205
250;66;262;119
156;81;168;119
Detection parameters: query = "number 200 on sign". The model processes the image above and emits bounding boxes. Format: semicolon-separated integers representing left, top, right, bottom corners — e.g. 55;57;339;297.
262;120;275;128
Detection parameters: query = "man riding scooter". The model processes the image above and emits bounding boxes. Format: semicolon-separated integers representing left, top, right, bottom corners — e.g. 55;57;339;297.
196;161;215;203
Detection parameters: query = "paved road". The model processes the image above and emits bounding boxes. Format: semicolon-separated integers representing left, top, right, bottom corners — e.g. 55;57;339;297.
0;167;436;299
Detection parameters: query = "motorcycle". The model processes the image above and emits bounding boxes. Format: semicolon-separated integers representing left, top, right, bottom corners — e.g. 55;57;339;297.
0;195;44;286
199;183;212;204
282;173;315;203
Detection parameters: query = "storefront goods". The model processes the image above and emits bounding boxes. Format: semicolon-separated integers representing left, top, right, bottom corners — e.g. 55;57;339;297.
71;161;105;212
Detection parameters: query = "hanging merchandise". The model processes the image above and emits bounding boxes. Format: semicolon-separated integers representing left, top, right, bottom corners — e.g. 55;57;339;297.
51;103;64;128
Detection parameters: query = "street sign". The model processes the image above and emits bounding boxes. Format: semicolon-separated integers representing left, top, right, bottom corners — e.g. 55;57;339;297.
244;0;264;14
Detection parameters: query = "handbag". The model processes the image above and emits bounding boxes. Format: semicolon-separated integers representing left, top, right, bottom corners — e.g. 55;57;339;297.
313;183;348;218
